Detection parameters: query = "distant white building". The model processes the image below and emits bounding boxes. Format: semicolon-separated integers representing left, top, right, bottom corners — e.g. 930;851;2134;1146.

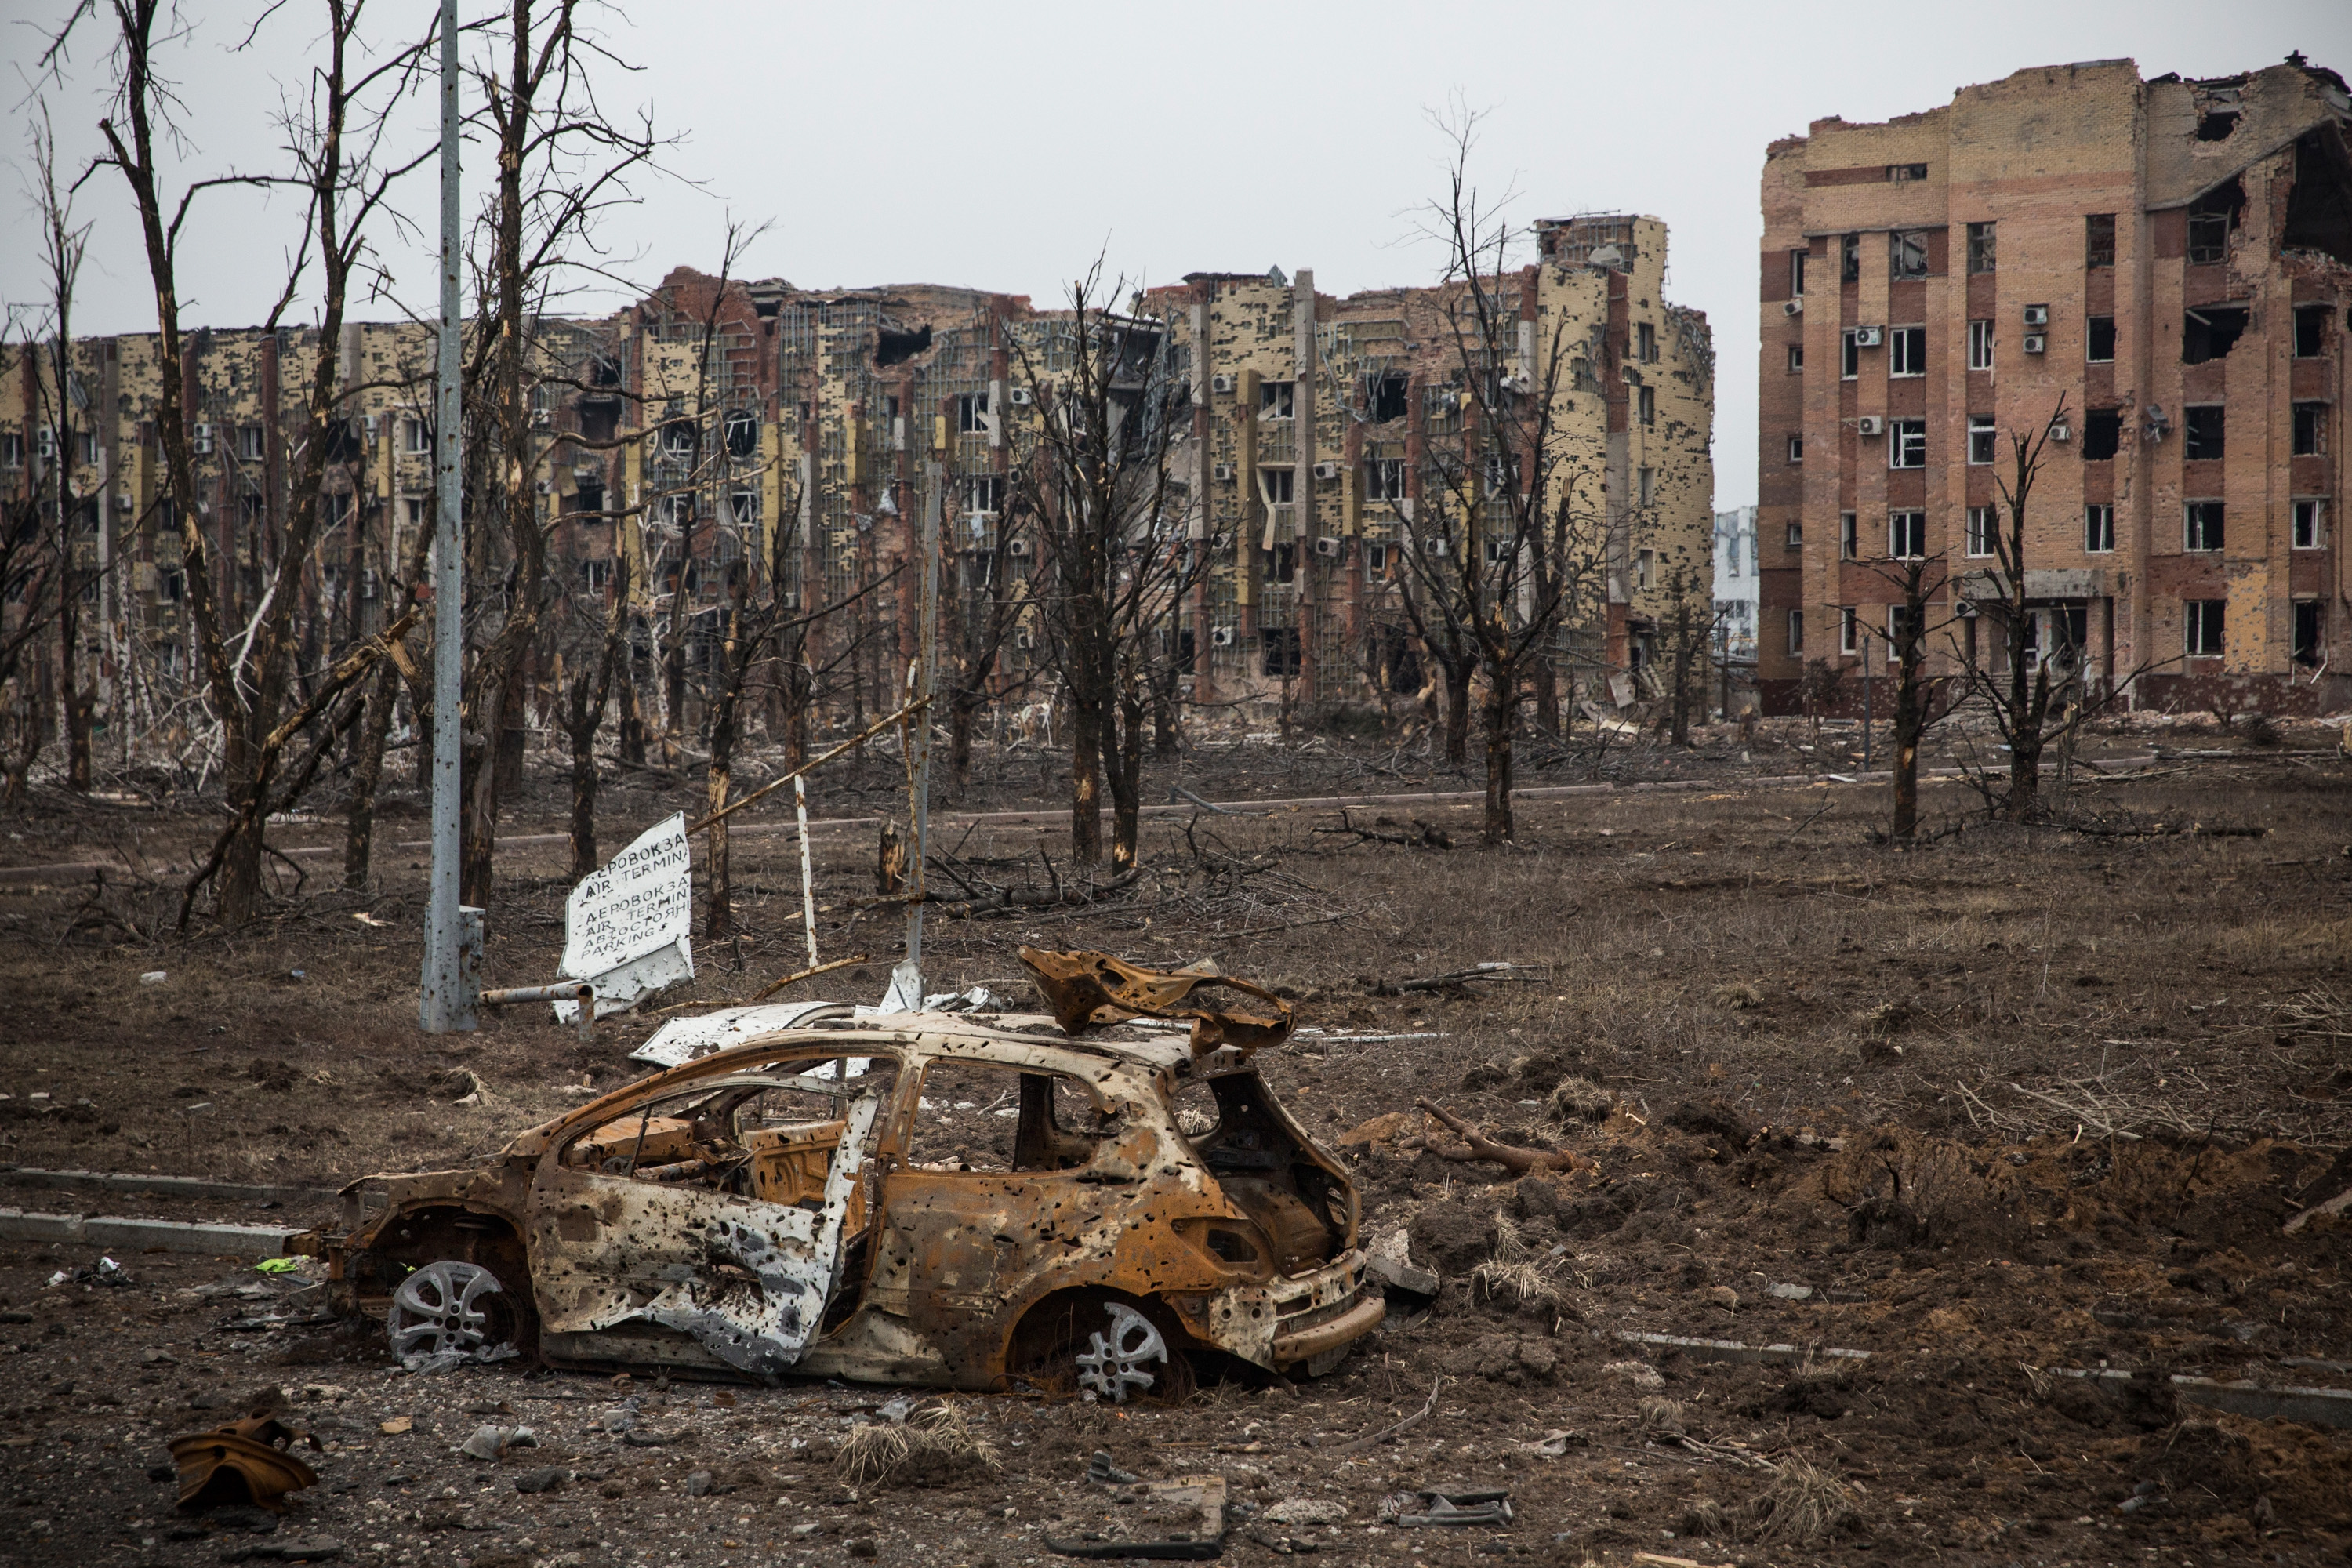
1713;505;1758;664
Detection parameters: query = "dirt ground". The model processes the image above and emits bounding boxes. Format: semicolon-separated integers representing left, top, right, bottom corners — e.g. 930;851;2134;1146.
1;713;2348;1568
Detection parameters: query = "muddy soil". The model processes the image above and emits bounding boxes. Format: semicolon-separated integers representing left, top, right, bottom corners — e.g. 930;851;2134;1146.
1;717;2347;1567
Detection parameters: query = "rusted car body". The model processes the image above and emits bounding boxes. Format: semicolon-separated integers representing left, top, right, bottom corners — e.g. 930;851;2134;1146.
293;1006;1381;1392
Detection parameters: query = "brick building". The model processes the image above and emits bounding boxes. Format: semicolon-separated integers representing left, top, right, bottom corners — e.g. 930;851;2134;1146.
1755;56;2352;714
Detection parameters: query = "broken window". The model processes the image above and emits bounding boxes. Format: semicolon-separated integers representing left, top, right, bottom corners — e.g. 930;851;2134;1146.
1786;434;1803;465
2087;316;2116;363
874;324;931;368
1968;416;1996;465
582;558;611;594
1637;466;1656;507
322;419;361;463
1271;542;1296;585
2084;212;2116;269
0;433;17;468
2182;305;2249;365
1967;320;1994;371
2295;305;2329;358
2282;130;2352;265
1635;548;1655;591
730;490;757;527
2082;409;2122;460
1966;222;1996;274
1840;233;1860;282
1966;506;1998;558
2085;504;2114;553
1636;322;1658;363
2184;405;2225;460
1789;250;1808;296
905;1060;1119;1174
1636;385;1656;426
1787;343;1804;373
962;474;1005;516
1889;163;1929;183
2292;402;2328;456
1786;521;1802;547
724;410;759;459
1838;607;1859;655
2197;108;2240;142
1367;373;1408;423
2187;599;2225;656
568;481;606;519
1889;510;1926;559
1787;609;1803;654
2292;600;2325;665
2293;499;2327;549
1889;327;1926;377
1258;380;1294;420
1366;457;1407;501
1838;512;1857;561
1261;624;1301;676
1842;330;1861;379
956;391;990;434
1890;231;1929;279
2187;180;2242;265
236;426;264;462
660;417;698;456
580;401;617;445
2185;500;2225;552
1888;419;1927;469
1259;467;1294;507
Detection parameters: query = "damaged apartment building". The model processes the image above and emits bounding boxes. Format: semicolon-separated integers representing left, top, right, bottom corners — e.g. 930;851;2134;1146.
1755;54;2352;714
2;216;1713;742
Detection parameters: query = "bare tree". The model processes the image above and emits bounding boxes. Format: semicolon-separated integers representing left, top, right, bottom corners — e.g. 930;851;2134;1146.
65;0;434;922
453;0;662;906
0;354;60;804
1395;107;1606;843
1964;398;2067;823
25;103;95;793
939;488;1033;799
1008;262;1207;870
1857;550;1955;841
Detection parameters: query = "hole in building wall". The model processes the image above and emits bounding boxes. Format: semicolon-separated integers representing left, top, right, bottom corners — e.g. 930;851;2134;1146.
2195;111;2239;142
2182;306;2249;365
2081;409;2122;461
874;324;932;368
2186;178;2244;264
2282;126;2352;265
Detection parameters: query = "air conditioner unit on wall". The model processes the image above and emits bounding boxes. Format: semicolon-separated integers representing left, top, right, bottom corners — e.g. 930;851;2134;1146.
1312;535;1343;558
2048;421;2072;442
2023;304;2050;328
1857;416;1886;436
1007;387;1035;407
1783;299;1804;317
1210;373;1236;394
1005;537;1033;557
1852;326;1883;347
2022;334;2048;355
1425;535;1450;557
1313;461;1339;480
191;424;214;454
1213;463;1236;482
1015;630;1035;651
1210;626;1235;647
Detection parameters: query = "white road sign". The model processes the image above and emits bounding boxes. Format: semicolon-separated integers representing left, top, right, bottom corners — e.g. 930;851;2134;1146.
561;811;694;986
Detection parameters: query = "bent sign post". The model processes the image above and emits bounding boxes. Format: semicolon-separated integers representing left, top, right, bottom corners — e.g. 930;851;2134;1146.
554;813;695;1022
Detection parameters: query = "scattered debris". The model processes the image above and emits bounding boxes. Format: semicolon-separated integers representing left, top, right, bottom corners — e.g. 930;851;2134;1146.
1262;1497;1346;1526
1019;946;1294;1053
1363;1251;1440;1304
1371;962;1533;997
513;1466;571;1494
1046;1474;1228;1560
1085;1450;1140;1486
1604;1359;1667;1391
1327;1376;1440;1455
457;1425;536;1461
1378;1488;1512;1526
168;1415;320;1512
835;1403;1002;1488
1528;1428;1586;1457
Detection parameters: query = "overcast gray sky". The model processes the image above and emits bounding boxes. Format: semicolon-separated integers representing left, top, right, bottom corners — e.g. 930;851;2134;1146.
6;0;2349;509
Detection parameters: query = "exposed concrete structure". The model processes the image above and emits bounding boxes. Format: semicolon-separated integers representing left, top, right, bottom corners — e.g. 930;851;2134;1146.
1756;55;2352;714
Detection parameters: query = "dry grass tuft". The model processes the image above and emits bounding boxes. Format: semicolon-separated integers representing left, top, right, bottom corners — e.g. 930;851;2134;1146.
1544;1076;1615;1125
1711;982;1763;1011
1741;1454;1863;1545
834;1402;1002;1488
1636;1397;1686;1439
1468;1213;1572;1309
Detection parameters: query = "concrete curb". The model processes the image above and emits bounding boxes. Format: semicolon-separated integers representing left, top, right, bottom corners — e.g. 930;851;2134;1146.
1615;1330;1872;1367
0;1167;340;1207
2053;1367;2352;1430
0;1208;296;1256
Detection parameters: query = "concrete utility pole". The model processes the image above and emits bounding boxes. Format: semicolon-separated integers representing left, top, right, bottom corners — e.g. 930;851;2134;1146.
419;0;470;1033
902;463;942;986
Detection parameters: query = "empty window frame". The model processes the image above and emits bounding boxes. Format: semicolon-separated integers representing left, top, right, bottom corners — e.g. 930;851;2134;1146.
2292;600;2325;666
1966;505;1998;558
2085;213;2117;268
2085;504;2114;553
2185;500;2225;552
582;557;612;594
1258;380;1294;420
2292;498;2327;549
1842;329;1862;379
404;418;433;455
2292;402;2328;456
236;425;265;462
1789;249;1809;296
1636;466;1656;506
1785;521;1803;547
1889;326;1927;376
1889;163;1929;183
1966;221;1996;274
1259;466;1294;506
1786;434;1804;464
1890;230;1929;279
962;474;1006;516
956;391;991;434
1787;608;1805;653
729;489;757;527
1889;510;1926;559
2082;409;2122;461
1838;606;1860;655
2184;405;2226;460
1838;512;1858;561
2186;599;2225;656
1370;374;1410;422
2294;304;2328;358
1636;385;1656;426
723;409;760;459
2087;316;2117;362
2182;307;2249;365
1840;233;1860;282
1967;319;1994;371
1365;457;1408;501
1787;343;1805;373
1967;415;1997;465
1636;322;1658;362
1889;419;1927;468
0;432;17;468
2187;181;2241;265
1635;548;1656;591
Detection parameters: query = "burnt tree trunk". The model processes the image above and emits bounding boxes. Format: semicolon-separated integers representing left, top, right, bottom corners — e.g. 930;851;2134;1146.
343;656;398;888
1440;654;1474;767
1480;656;1516;844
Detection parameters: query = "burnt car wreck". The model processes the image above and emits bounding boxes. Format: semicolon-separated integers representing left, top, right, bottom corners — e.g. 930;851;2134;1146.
291;951;1382;1397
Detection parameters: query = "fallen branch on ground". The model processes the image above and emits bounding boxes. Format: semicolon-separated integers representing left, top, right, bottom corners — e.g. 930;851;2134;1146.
1327;1375;1441;1455
1373;962;1535;996
1414;1099;1595;1175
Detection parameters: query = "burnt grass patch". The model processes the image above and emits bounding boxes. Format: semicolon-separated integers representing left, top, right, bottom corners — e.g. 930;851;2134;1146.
0;725;2348;1563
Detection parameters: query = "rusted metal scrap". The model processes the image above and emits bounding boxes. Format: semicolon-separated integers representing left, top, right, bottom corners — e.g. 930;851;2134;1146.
169;1414;321;1511
1414;1099;1595;1176
1018;946;1293;1054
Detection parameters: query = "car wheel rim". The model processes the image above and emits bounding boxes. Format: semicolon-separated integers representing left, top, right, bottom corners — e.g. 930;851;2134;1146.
1074;1302;1167;1404
387;1260;505;1361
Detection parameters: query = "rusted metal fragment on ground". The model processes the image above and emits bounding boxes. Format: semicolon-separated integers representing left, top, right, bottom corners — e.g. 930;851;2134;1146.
1018;947;1293;1054
169;1415;320;1512
1047;1474;1229;1559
